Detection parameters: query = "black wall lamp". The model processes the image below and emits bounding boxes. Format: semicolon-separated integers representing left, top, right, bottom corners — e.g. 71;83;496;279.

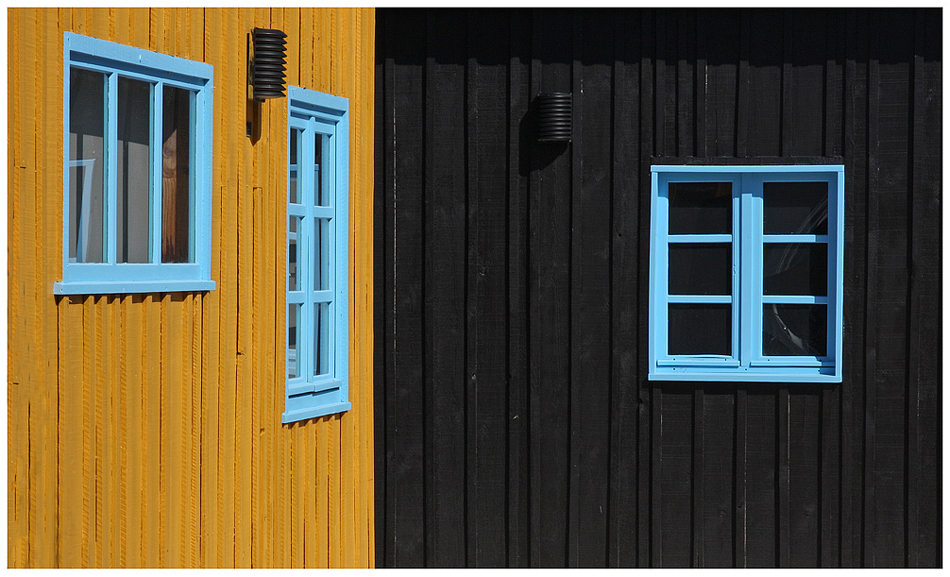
248;27;288;101
536;92;572;143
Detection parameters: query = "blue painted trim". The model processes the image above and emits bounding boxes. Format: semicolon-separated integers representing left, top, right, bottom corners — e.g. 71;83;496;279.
649;164;844;383
60;32;214;295
284;85;350;423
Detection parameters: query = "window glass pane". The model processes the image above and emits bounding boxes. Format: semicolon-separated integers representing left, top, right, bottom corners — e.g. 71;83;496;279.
314;218;330;291
116;77;152;263
289;128;301;204
315;133;328;207
668;304;731;355
288;216;301;291
669;182;732;234
763;243;828;296
763;182;828;235
763;304;827;356
162;86;192;263
669;243;731;295
314;302;329;377
287;304;300;378
68;68;106;263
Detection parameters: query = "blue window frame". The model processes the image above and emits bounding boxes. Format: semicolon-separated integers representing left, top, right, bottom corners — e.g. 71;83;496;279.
649;165;844;383
284;86;351;423
56;32;214;295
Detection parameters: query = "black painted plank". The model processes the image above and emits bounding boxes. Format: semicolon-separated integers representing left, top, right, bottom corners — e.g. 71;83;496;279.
608;6;641;568
701;8;740;156
841;8;869;567
865;9;913;566
676;9;696;157
781;9;826;156
528;8;573;567
373;11;387;565
777;388;791;566
567;9;613;567
788;390;821;567
422;8;468;568
383;9;428;567
744;390;777;567
746;9;783;157
659;387;693;567
700;391;736;567
908;8;941;567
466;8;511;567
507;8;532;568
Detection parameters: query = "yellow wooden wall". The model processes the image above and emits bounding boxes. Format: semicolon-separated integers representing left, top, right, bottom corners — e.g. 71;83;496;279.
8;8;375;567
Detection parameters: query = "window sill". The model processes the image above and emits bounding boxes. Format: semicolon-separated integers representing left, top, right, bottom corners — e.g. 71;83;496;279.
54;279;216;295
649;367;841;383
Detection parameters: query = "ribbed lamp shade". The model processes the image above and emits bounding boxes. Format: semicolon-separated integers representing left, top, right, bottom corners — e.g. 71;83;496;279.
536;92;572;142
251;28;288;100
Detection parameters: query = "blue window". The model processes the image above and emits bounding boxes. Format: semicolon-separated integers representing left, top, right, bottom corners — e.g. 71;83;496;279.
649;165;844;383
284;86;351;423
56;33;214;295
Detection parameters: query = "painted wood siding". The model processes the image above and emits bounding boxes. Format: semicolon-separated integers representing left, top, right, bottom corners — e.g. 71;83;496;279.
8;7;374;568
374;8;941;567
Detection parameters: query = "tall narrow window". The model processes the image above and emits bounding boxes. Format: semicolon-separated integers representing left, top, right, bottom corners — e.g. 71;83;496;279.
649;165;844;383
284;86;350;423
57;32;214;295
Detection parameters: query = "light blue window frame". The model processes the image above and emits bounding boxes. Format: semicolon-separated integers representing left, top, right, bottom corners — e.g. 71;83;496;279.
56;32;214;295
649;165;844;383
283;86;351;423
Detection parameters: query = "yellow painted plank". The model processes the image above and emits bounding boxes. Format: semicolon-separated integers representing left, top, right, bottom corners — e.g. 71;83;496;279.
164;294;184;566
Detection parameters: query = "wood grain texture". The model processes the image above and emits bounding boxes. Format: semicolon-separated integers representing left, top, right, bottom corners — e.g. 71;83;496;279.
374;7;941;568
9;7;375;568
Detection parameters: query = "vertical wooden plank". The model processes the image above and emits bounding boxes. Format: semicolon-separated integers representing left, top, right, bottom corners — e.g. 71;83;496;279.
701;8;740;157
676;10;696;157
745;10;782;157
781;9;826;156
745;391;777;567
699;391;735;567
907;8;941;567
787;391;820;567
608;6;641;568
164;294;185;566
383;8;427;568
569;8;613;568
58;297;85;567
144;295;164;567
841;8;869;567
864;9;912;566
528;8;573;567
467;8;510;568
659;387;693;567
777;389;790;567
422;8;467;568
506;7;531;569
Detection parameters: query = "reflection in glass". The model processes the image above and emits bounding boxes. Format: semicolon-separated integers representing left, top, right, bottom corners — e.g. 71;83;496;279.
162;86;192;263
669;243;732;295
314;303;329;376
763;243;827;296
68;68;106;263
117;77;152;263
668;304;731;355
287;304;300;378
289;129;301;204
315;133;327;206
669;182;732;234
314;218;330;290
763;304;827;356
288;217;301;290
763;182;828;235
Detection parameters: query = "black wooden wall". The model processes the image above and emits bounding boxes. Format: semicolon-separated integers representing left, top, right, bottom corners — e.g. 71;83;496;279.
373;8;941;567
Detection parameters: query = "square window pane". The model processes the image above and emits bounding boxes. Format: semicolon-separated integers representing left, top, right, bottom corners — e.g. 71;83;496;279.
289;128;302;204
68;67;106;263
763;304;827;356
314;218;330;290
669;243;732;295
162;86;193;263
763;182;828;235
287;304;300;378
668;304;731;355
763;243;828;296
117;77;152;263
314;302;329;377
669;182;732;234
288;216;301;291
315;133;329;207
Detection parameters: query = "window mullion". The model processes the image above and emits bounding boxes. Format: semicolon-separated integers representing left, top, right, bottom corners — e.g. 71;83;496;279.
738;174;758;366
105;72;119;264
299;122;315;380
150;81;163;264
